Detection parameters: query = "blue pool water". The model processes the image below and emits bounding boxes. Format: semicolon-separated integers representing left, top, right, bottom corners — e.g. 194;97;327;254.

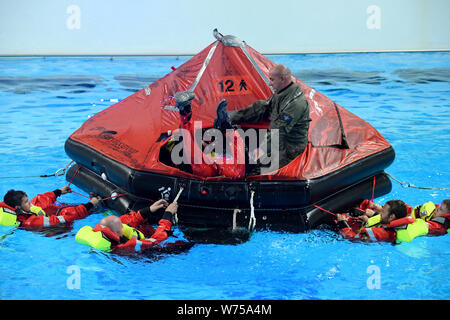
0;52;449;300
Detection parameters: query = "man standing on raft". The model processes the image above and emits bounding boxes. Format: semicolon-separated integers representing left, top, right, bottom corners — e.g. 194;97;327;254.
173;64;310;177
228;64;311;175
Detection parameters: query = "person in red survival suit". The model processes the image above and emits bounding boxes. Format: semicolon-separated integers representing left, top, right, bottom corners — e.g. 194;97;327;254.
336;200;412;242
338;199;413;233
173;90;245;179
424;199;450;236
81;199;190;253
0;186;100;228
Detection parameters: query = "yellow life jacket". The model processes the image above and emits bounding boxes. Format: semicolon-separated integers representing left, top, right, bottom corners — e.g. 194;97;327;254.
411;201;436;221
395;219;429;243
75;223;145;251
0;204;45;227
0;207;20;227
30;205;47;217
121;223;145;241
76;225;113;252
366;214;381;228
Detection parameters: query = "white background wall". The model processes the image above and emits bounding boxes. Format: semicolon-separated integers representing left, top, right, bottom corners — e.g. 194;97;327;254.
0;0;449;55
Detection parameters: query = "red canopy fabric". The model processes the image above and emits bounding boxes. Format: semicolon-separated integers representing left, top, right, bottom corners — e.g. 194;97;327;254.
69;36;391;181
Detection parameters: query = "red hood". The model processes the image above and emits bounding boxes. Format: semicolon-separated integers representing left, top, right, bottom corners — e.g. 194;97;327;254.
0;202;16;211
93;224;120;243
384;216;415;228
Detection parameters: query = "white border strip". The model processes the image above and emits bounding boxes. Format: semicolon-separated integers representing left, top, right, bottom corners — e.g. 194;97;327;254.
189;41;219;92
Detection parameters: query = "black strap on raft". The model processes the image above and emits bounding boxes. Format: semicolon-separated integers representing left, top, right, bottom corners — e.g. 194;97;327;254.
311;102;349;149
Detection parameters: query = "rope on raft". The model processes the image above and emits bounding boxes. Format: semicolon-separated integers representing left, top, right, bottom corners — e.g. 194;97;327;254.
0;160;74;180
172;187;184;225
386;173;450;191
67;164;129;201
248;190;256;231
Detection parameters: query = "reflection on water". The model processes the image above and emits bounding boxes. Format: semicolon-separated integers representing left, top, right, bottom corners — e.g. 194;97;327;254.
0;75;103;94
181;227;251;245
393;68;450;84
1;68;449;94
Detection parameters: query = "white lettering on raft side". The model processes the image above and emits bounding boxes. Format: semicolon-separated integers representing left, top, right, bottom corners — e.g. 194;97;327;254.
177;304;211;318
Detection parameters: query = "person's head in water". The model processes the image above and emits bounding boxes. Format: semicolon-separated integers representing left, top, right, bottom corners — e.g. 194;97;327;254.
433;199;450;218
99;216;123;237
380;200;407;224
4;189;31;213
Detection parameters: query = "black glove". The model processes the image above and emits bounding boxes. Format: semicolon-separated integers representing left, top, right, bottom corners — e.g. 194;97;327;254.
214;99;232;132
337;220;351;229
162;210;174;222
139;207;152;220
175;91;195;116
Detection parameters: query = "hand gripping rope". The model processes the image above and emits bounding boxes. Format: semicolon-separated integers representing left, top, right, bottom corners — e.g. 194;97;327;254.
311;170;450;221
312;176;379;219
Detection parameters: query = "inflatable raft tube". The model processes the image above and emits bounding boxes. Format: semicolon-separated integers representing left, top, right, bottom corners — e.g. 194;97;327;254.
65;142;394;232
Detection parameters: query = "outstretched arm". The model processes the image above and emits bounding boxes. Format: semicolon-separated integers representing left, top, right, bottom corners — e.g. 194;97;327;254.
31;186;72;209
23;197;100;228
230;97;272;124
120;199;169;227
115;203;178;253
336;214;394;242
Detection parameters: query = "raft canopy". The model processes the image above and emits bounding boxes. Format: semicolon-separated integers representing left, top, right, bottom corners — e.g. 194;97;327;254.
67;29;392;181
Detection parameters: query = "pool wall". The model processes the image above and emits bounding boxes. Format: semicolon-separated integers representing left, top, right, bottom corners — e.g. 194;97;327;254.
1;0;449;56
